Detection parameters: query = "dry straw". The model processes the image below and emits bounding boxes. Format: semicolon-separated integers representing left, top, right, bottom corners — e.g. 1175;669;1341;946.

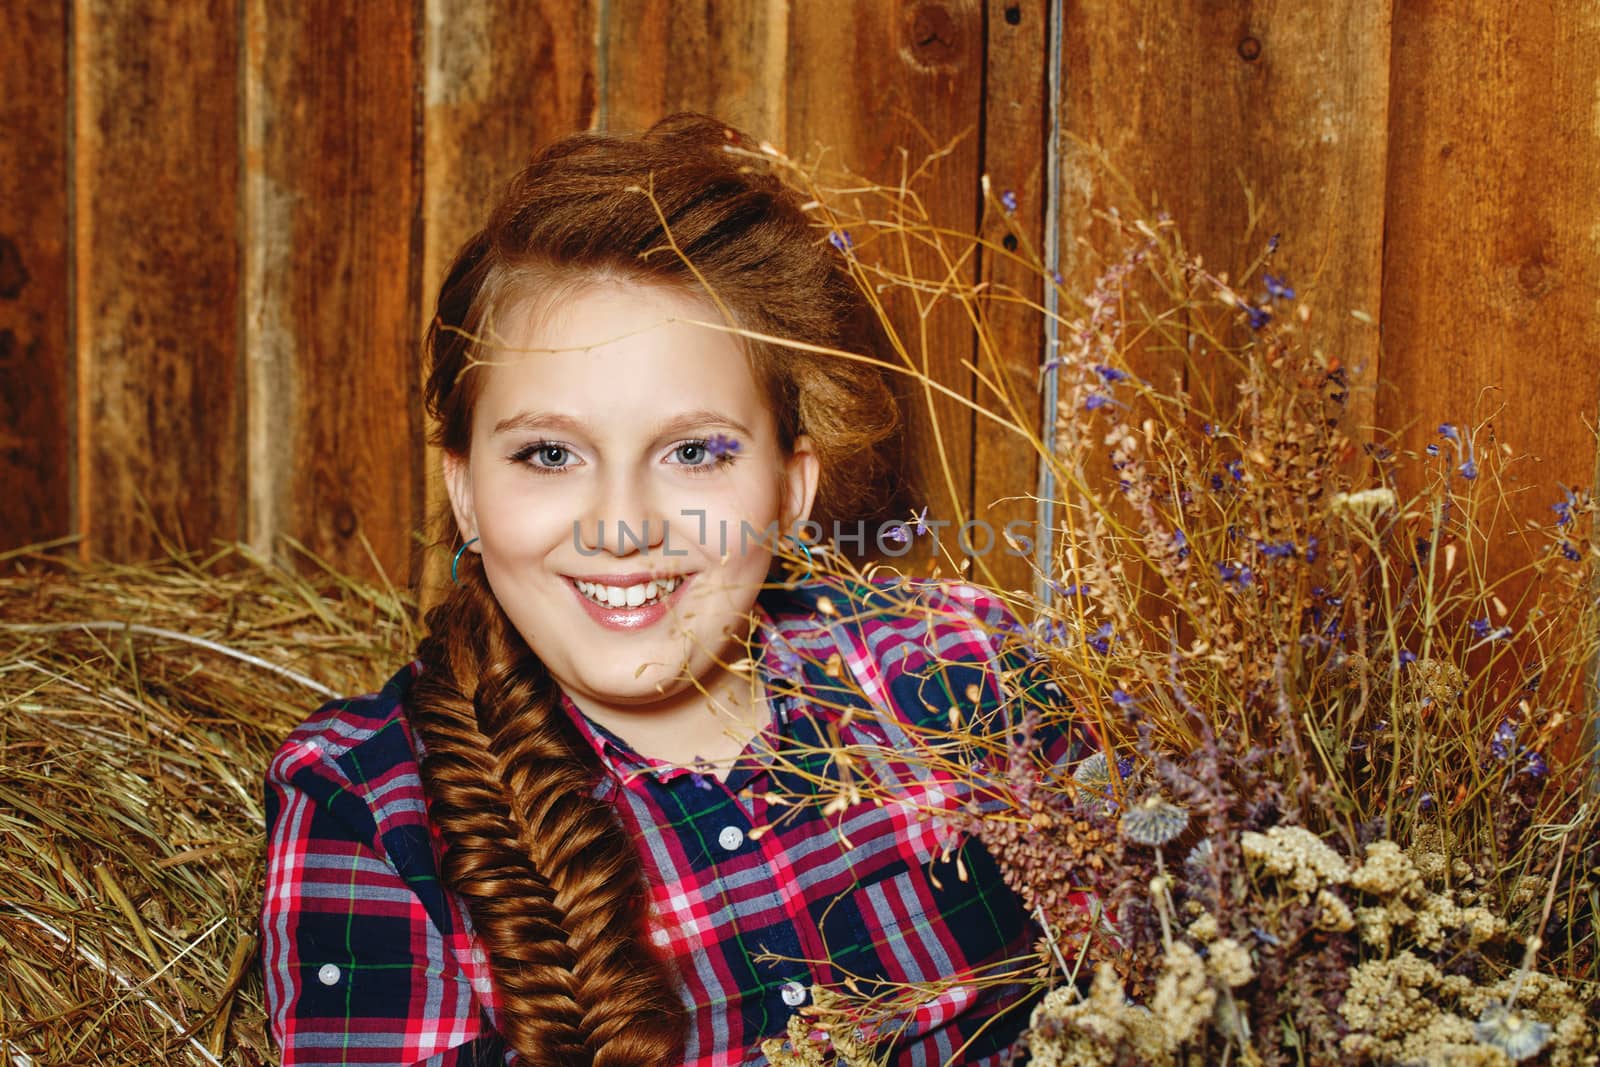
0;535;416;1064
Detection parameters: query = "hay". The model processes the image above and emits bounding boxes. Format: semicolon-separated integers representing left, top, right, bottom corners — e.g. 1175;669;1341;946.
0;538;418;1065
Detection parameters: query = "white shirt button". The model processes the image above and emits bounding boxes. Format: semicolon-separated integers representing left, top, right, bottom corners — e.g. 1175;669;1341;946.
717;825;744;851
317;963;341;986
780;980;808;1007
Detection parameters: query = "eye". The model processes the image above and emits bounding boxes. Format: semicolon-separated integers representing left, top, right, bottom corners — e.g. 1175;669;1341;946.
509;441;577;473
670;439;737;474
674;441;709;466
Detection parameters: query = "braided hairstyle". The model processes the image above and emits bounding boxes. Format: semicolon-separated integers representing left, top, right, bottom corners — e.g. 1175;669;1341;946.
408;114;900;1065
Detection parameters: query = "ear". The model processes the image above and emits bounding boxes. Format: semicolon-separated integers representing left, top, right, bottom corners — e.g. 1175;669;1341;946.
780;434;821;534
442;451;481;549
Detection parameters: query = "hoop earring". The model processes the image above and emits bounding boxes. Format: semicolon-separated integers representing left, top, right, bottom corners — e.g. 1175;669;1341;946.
451;537;480;585
782;533;815;580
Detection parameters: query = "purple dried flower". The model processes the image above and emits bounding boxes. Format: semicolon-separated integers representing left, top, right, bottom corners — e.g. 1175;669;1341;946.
1260;540;1295;560
1000;189;1018;213
1245;304;1272;330
1084;393;1113;411
1470;618;1512;642
1088;623;1113;655
1171;528;1190;560
1459;459;1479;480
1561;541;1582;562
1398;650;1417;666
829;229;854;254
1263;274;1296;300
1226;459;1245;482
884;524;910;544
1034;620;1071;644
1491;721;1517;761
1523;752;1548;778
1552;487;1579;527
1218;562;1254;591
1093;364;1129;383
1438;423;1461;444
1267;234;1281;252
705;433;741;458
1110;689;1136;708
1426;444;1441;456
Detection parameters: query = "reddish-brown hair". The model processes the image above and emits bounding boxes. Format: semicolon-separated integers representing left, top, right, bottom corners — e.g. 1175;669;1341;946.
407;113;900;1064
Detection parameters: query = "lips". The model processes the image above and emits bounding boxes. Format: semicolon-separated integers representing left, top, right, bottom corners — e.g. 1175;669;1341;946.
565;572;695;632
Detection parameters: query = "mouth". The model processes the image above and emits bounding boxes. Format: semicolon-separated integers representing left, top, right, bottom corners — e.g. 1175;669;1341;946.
566;573;693;611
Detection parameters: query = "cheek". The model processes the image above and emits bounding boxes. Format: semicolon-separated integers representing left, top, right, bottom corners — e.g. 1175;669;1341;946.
690;475;788;555
472;469;572;555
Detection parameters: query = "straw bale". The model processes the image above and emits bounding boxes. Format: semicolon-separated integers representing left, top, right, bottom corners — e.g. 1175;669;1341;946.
0;538;417;1066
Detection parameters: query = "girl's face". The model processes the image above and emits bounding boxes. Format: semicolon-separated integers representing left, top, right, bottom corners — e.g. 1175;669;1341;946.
443;280;818;716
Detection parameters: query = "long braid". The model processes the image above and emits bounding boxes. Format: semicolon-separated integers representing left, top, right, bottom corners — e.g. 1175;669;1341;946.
406;569;687;1065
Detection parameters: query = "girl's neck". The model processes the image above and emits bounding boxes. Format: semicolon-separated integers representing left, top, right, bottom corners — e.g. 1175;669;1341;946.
563;657;774;781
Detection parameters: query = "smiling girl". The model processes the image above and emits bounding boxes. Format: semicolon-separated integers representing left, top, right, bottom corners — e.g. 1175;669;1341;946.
262;113;1075;1067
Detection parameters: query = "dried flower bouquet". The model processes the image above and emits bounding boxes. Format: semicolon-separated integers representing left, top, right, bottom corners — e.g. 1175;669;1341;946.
732;138;1600;1067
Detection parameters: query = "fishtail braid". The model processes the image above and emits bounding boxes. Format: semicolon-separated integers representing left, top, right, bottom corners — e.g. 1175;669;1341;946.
407;570;686;1065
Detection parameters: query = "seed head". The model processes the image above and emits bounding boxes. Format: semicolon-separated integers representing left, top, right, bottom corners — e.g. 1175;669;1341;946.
1072;751;1112;789
1473;1003;1551;1062
1120;795;1190;847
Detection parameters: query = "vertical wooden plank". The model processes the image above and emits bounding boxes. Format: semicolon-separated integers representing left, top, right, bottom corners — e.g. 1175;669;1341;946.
1381;3;1600;506
1381;2;1600;736
973;0;1049;593
417;0;599;604
1058;3;1391;433
75;1;242;560
0;5;70;551
787;0;987;575
245;0;421;584
599;0;787;136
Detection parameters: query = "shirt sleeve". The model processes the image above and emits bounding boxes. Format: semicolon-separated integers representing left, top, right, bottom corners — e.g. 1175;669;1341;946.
261;731;499;1067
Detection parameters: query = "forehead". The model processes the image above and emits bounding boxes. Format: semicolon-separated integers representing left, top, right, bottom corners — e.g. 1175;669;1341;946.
471;281;773;439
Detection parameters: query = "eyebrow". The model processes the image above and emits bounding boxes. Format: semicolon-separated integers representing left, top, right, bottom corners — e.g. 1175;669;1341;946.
490;408;754;439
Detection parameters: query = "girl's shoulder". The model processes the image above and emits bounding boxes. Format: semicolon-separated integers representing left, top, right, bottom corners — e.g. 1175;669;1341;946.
265;659;427;810
762;573;1026;651
758;574;1035;721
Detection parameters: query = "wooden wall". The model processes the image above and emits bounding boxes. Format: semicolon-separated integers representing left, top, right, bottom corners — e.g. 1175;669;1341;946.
4;1;1598;607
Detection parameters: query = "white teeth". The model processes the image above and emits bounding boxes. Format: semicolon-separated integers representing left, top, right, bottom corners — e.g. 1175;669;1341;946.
574;576;683;609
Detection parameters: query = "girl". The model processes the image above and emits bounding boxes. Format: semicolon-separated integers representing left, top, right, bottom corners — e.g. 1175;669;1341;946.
262;113;1074;1067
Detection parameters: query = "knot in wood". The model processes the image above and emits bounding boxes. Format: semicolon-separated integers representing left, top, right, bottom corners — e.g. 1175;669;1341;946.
333;502;358;539
902;2;966;73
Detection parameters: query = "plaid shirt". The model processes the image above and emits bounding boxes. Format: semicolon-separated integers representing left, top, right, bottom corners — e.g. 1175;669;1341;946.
262;575;1082;1066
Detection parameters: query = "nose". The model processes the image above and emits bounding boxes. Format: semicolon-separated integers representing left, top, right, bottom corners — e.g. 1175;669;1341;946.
574;465;670;557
